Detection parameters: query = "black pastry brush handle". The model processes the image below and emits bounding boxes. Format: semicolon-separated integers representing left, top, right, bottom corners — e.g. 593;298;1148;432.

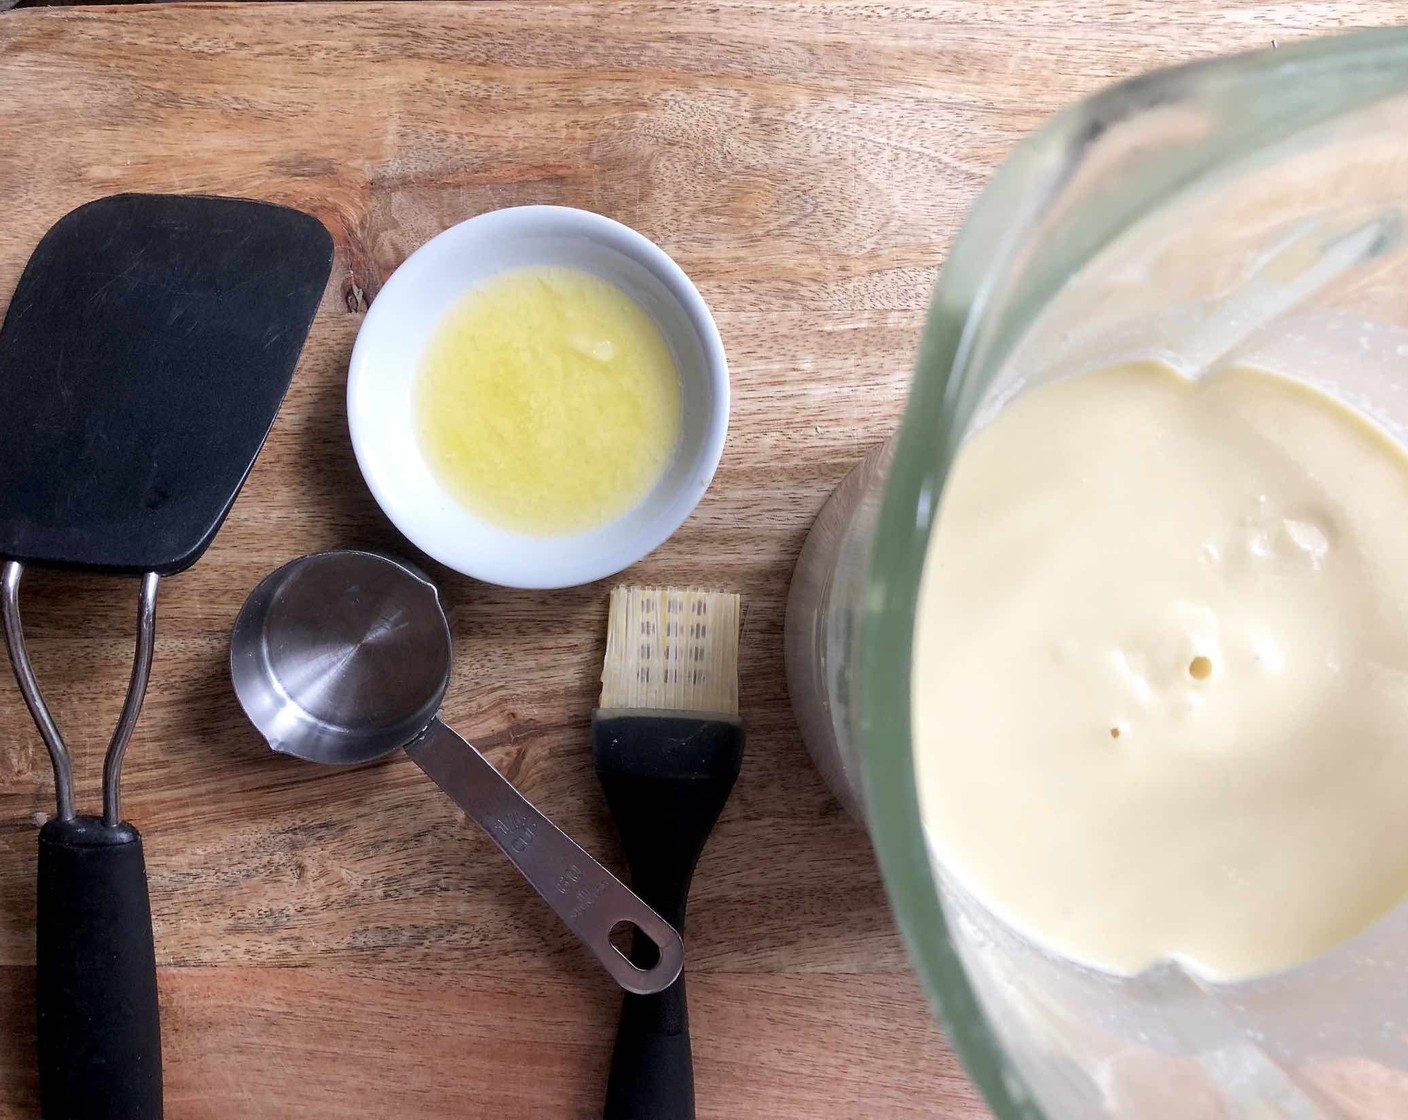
598;779;703;1120
605;932;693;1120
37;816;162;1120
602;834;695;1120
594;715;744;1120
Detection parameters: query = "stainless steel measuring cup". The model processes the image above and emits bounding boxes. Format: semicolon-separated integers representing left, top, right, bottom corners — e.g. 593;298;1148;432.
229;549;684;995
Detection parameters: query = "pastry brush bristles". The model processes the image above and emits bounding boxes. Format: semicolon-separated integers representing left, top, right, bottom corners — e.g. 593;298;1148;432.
600;586;741;717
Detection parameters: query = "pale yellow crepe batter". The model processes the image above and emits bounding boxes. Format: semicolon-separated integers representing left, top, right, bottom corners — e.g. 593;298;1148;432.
913;361;1408;980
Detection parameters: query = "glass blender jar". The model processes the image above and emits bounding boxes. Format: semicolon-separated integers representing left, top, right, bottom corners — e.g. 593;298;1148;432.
785;29;1408;1120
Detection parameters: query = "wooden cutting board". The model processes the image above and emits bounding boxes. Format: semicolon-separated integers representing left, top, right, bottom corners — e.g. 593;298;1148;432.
0;3;1401;1117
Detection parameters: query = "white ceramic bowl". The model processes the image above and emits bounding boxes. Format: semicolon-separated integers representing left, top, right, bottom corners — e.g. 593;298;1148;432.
347;206;729;589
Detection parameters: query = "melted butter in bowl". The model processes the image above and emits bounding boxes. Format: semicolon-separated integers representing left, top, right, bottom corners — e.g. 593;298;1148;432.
416;266;682;536
347;205;728;590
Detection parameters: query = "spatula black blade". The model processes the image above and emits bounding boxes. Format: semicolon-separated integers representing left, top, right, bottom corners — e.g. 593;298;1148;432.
0;193;333;575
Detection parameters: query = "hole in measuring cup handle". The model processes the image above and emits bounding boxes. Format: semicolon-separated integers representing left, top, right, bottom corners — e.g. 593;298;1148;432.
609;919;663;971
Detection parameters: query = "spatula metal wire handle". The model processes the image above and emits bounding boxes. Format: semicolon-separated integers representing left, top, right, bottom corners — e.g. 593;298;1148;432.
2;559;164;1120
3;561;159;824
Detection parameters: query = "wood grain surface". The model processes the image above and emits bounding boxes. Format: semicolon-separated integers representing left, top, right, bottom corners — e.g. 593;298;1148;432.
0;3;1406;1117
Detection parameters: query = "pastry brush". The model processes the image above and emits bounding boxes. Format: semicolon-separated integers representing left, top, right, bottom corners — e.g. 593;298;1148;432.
593;586;745;1120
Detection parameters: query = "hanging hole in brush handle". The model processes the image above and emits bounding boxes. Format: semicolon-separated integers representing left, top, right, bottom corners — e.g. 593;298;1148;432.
404;718;685;995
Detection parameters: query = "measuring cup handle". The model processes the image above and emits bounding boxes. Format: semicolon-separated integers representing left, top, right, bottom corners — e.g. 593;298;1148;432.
405;719;684;995
37;816;162;1120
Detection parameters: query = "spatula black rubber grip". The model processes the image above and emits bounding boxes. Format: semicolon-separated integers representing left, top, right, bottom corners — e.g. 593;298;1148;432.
593;714;745;1120
37;816;162;1120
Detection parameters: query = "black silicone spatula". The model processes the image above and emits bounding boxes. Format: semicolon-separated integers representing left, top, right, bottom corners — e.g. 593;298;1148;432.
0;193;332;1120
